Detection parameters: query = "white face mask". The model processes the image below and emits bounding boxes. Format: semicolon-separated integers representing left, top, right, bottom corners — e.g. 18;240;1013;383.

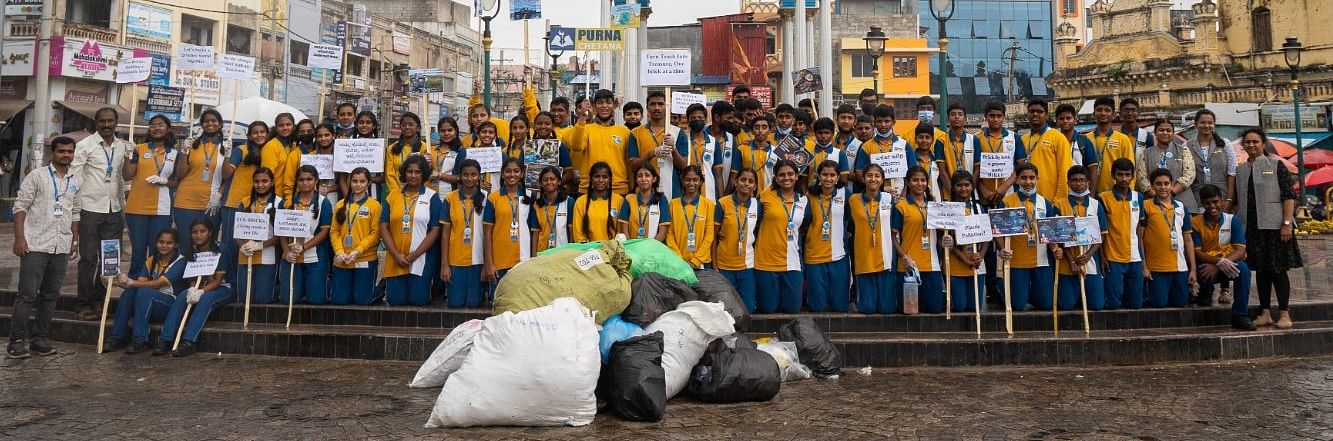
875;129;893;139
1069;189;1091;197
918;110;934;124
1017;186;1037;197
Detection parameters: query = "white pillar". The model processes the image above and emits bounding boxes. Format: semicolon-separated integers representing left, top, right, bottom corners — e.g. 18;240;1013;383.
638;14;649;101
625;29;638;104
794;1;807;93
599;0;611;95
818;0;833;114
781;13;795;105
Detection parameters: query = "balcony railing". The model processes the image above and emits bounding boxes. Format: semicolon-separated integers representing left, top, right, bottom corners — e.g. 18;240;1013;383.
125;35;171;54
63;23;119;44
9;21;37;38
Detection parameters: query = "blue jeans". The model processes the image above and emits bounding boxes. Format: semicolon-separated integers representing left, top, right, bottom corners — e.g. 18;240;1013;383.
125;214;173;277
159;287;233;345
110;287;173;343
1198;260;1251;318
805;257;851;312
950;273;986;312
1105;261;1145;309
446;264;485;308
854;270;897;314
900;270;946;313
1006;267;1054;311
755;270;803;313
234;263;278;305
331;262;380;305
1147;271;1190;308
719;269;757;313
1059;273;1106;311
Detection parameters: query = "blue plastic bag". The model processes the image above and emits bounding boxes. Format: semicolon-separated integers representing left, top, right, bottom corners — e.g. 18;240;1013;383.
599;315;646;363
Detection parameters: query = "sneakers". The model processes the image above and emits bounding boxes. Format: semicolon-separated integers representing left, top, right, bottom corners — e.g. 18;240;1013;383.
1253;310;1274;327
1276;310;1293;329
1218;286;1233;304
170;341;197;358
6;340;30;359
124;340;149;355
101;339;127;353
1231;316;1257;331
151;340;169;356
29;341;56;356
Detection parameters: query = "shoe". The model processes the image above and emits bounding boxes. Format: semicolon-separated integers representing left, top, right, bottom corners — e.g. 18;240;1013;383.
101;339;127;353
1253;310;1274;327
1231;316;1257;331
170;341;197;358
151;340;169;356
1218;287;1233;304
6;341;30;359
29;341;56;356
124;340;148;355
1276;310;1293;329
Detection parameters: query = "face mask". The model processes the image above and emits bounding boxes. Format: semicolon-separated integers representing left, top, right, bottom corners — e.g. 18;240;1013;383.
918;110;934;124
722;122;743;135
336;122;354;132
1017;186;1037;197
297;134;314;145
776;126;791;136
689;121;706;132
875;129;893;139
624;121;641;130
1070;189;1091;198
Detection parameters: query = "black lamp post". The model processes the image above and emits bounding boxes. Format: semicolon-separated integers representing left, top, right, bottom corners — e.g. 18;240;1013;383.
480;0;501;108
863;26;887;98
1283;36;1308;213
929;0;956;110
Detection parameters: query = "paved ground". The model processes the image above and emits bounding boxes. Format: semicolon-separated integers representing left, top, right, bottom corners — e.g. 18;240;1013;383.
2;344;1332;440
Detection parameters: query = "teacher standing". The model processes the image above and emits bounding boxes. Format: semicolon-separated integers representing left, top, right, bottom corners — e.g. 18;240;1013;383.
1235;128;1303;329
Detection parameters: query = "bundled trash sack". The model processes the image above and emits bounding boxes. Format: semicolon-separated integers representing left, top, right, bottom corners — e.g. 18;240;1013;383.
623;272;697;326
777;317;843;378
409;319;484;388
598;332;667;422
692;270;752;331
755;341;813;382
542;239;698;286
599;315;645;363
494;240;632;325
721;332;756;350
643;301;736;399
426;298;600;428
686;339;781;403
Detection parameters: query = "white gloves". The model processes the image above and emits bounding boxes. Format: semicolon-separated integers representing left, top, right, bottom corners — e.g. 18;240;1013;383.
187;287;203;304
145;175;168;185
940;233;954;249
205;192;222;215
1217;258;1241;279
240;240;263;256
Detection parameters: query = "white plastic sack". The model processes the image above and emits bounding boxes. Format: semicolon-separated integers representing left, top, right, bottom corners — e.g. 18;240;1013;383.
425;298;601;428
642;301;736;399
756;341;813;382
408;319;484;388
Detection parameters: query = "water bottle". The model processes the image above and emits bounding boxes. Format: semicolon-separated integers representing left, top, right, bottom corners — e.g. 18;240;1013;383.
902;268;921;315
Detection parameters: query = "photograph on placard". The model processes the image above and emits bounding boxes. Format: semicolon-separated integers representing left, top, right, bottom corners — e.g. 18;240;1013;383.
1036;216;1077;244
988;207;1029;237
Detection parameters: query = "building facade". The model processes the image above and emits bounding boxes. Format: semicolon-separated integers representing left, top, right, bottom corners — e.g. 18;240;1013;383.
839;37;936;120
918;0;1056;113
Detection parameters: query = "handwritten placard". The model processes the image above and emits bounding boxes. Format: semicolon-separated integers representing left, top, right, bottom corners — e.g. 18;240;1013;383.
670;91;707;115
116;57;153;84
175;44;216;70
925;201;966;229
641;49;691;86
955;214;994;245
988;207;1030;237
183;252;221;279
301;154;334;179
1037;216;1077;244
100;240;121;277
1072;215;1102;246
870;150;908;179
232;212;271;241
468;147;503;173
216;54;255;80
333;138;385;172
273;209;314;238
308;44;344;69
980;152;1014;179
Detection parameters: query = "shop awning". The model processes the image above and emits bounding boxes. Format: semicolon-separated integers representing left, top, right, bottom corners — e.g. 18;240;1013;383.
0;100;33;125
1269;132;1333;149
54;100;148;127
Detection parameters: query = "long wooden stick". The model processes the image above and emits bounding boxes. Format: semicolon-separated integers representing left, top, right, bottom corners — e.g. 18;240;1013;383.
96;277;114;354
1079;245;1090;336
1052;256;1061;336
973;244;982;338
243;259;254;330
317;72;328;122
1003;237;1013;336
286;239;297;329
172;277;204;351
944;233;952;320
127;84;138;145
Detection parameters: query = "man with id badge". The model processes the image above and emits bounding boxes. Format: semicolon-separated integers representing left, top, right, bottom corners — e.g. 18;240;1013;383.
70;107;132;321
8;137;80;358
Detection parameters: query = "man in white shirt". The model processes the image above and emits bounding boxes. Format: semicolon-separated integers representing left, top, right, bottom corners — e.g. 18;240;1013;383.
8;137;80;358
70;107;131;320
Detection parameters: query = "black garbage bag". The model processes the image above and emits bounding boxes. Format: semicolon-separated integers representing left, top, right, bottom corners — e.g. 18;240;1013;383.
777;317;842;378
721;332;756;350
624;272;696;326
597;332;667;421
692;270;752;331
686;339;781;403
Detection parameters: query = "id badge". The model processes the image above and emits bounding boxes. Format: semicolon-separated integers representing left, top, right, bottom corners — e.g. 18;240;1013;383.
687;232;696;251
201;170;211;181
343;235;354;248
547;233;557;248
1170;231;1180;250
104;170;113;183
787;221;796;241
510;220;520;241
1027;233;1037;247
401;214;411;233
53;205;64;218
463;227;473;244
821;221;831;240
921;235;930;250
637;227;646;238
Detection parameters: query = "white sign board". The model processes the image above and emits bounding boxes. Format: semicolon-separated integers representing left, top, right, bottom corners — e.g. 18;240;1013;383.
333;138;385;173
216;54;255;80
301;154;334;180
925;201;967;229
175;44;216;70
955;214;994;245
670;91;707;115
870;150;909;179
273;209;314;238
468;147;504;173
308;44;344;69
183;252;221;279
116;57;152;83
1071;215;1102;246
232;212;271;241
980;152;1014;179
641;49;691;86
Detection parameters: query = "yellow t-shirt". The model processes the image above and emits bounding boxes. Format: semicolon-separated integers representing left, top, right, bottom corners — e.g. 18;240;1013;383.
1099;188;1143;264
125;143;174;216
754;189;807;272
225;144;256;209
174;141;222;210
713;194;760;271
483;188;528;270
666;196;715;268
1141;197;1192;273
260;138;302;201
847;191;895;275
1089;128;1137;193
441;190;486;267
571;192;627;243
567;122;634;194
1022;127;1073;201
330;194;381;268
384;140;432;196
381;189;439;278
893;195;940;272
1000;192;1058;269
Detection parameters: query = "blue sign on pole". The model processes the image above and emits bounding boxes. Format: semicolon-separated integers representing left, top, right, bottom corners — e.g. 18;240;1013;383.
549;26;576;51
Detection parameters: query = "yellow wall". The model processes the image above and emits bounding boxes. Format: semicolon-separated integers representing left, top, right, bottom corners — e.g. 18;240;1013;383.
839;38;935;98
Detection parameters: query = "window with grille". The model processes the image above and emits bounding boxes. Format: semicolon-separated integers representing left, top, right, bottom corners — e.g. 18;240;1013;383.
893;56;917;78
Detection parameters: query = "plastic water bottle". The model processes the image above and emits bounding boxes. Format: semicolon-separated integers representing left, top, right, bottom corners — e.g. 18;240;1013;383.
902;268;920;315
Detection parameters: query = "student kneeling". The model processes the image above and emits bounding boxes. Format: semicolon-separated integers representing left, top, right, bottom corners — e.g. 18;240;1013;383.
1193;184;1256;330
103;228;187;355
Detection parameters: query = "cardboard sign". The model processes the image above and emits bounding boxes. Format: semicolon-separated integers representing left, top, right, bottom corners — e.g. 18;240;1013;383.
183;252;221;279
216;54;255;80
175;44;215;70
1072;215;1103;246
670;91;707;115
274;209;314;238
333;138;385;172
100;240;121;277
870;150;908;179
925;201;967;229
232;212;271;241
1037;216;1077;244
980;152;1014;179
955;214;994;245
116;57;152;83
641;50;691;86
468;147;503;173
988;207;1029;237
301;154;334;180
308;44;344;69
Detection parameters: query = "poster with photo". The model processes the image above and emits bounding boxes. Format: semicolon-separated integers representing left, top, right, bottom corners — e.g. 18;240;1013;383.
1036;216;1077;244
988;207;1029;237
524;139;563;190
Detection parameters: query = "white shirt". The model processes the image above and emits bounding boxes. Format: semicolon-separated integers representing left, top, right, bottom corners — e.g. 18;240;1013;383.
14;165;81;254
71;134;133;213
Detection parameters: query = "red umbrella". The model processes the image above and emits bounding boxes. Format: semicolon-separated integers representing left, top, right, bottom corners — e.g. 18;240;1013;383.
1235;148;1299;173
1270;139;1300;158
1307;166;1333;187
1301;148;1333;169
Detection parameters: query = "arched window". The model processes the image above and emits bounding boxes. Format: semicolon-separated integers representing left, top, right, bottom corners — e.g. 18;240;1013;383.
1252;8;1272;52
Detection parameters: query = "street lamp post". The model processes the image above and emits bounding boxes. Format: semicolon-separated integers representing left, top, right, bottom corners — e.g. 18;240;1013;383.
545;26;566;101
480;0;502;108
929;0;956;111
863;27;887;99
1283;36;1307;214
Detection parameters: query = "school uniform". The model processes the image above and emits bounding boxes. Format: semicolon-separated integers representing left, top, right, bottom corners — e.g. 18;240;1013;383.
571;192;627;243
623;192;672;240
1088;128;1137;194
456;144;505;191
911;149;945;202
430;144;462;194
1067;131;1100;169
947;200;988;312
707;128;737;191
754;189;808;313
383;187;442;306
975;128;1027;198
528;194;575;254
847;191;898;314
1022;126;1073;201
802;186;852;312
666;195;715;270
1100;188;1147;309
234;194;283;305
221;142;260;286
260;138;302;201
629;124;683;196
714;194;761;312
173;137;226;231
1053;195;1108;311
854;135;918;192
277;194;334;305
483;186;532;284
567;122;634;194
893;194;946;313
110;255;186;344
330;194;382;305
732;141;776;188
807;142;851;185
937;131;982;200
159;252;232;347
999;191;1060;311
1124;126;1156;158
384;140;433;196
441;189;488;308
125;142;179;277
675;131;725;200
1192;212;1251;318
1141;197;1193;308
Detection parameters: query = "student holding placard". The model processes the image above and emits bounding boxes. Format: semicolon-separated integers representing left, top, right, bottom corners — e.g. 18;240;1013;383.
234;168;283;306
855;105;917;193
482;158;531;287
627;91;680;196
221;121;271;285
159;218;230;357
440;159;488;308
572;162;628;243
731;114;777;190
382;155;442;306
754;160;807;313
528;112;577;189
1100;158;1147;309
677;103;723;201
892;166;945;313
847;164;898;314
124;114;180;278
1191;184;1255;330
458;121;503;191
306;123;342;201
1138;168;1196;308
667;165;716;270
103;228;186;356
173;109;227;231
330;167;381;305
976;101;1026;206
278;166;334;305
714;168;762;312
997;163;1062;312
624;166;671;241
263;113;302;201
384;112;432;196
911;125;944;201
801;160;852;312
529;166;575;255
1053;165;1108;311
432;117;464;195
347;111;382;199
946;171;988;313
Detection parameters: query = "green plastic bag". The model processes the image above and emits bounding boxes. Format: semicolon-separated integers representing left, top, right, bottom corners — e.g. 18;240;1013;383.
494;240;633;324
541;239;698;286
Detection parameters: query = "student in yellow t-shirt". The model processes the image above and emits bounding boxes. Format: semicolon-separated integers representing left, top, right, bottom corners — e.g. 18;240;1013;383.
528;166;575;255
945;170;989;313
802;160;853;312
439;159;488;308
262;113;302;201
458;121;503;191
847;163;898;314
381;155;442;306
1022;99;1073;201
892;166;946;313
666;165;716;269
571;161;628;242
1053;165;1107;311
1099;157;1146;309
1138;168;1196;308
731;114;776;190
1088;97;1137;194
713;168;762;312
996;163;1063;312
172;110;226;231
754;160;807;313
624;166;672;241
277;165;334;305
124;114;180;277
233;168;283;305
482;158;532;286
1192;184;1254;330
566;89;634;194
330;168;381;305
384;112;432;196
975;101;1027;205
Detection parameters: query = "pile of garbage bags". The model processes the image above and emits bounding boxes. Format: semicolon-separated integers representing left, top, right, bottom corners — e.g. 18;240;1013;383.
410;239;843;428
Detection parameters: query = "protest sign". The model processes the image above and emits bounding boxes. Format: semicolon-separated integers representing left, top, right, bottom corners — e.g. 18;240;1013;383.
641;50;691;86
468;147;504;173
870;150;909;178
1037;216;1077;244
524;139;562;190
116;57;152;83
670;91;707;115
793;67;821;94
183;252;221;279
308;44;344;69
100;240;121;277
980;152;1014;179
216;54;255;80
988;207;1029;237
925;201;967;229
232;212;272;241
274;209;314;238
175;44;215;70
333;138;385;172
955;214;994;245
1072;215;1102;246
301;154;334;180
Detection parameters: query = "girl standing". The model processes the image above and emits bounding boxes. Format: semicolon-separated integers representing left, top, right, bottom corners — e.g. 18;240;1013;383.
847;164;897;314
308;123;343;202
572;161;628;242
1138;168;1196;308
333;102;358;138
530;112;577;188
892;166;946;313
278;166;334;305
803;160;853;312
173;110;226;230
330;167;381;305
158;218;231;357
124;114;179;277
235;168;283;305
946;171;988;312
505;116;529;163
432;117;464;194
221;121;270;285
263;113;302;201
528;166;574;255
385;112;431;196
624;166;672;241
461;121;502;191
103;228;186;355
996;163;1062;312
713;168;762;311
483;158;532;285
754;160;807;313
667;165;716;269
382;155;442;306
440;159;488;308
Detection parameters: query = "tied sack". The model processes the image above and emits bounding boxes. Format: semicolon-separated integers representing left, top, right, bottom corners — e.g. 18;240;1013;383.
542;239;698;286
686;338;781;403
408;319;483;388
493;240;632;325
598;332;668;422
777;317;843;379
426;298;600;428
623;272;697;326
692;270;752;331
642;301;736;399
